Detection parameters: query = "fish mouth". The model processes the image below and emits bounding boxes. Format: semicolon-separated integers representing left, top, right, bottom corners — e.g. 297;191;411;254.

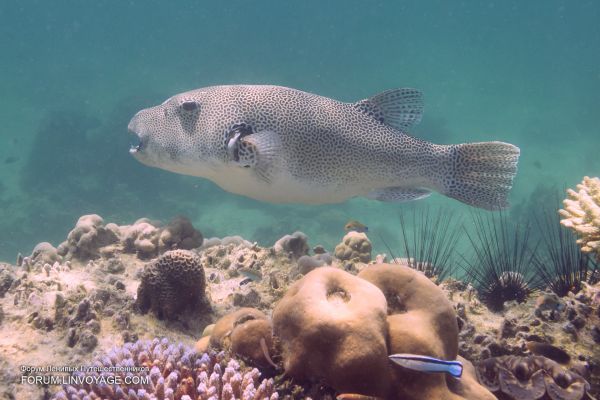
127;125;145;154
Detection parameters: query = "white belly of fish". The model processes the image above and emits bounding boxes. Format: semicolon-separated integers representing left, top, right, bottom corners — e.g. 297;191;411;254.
205;165;359;204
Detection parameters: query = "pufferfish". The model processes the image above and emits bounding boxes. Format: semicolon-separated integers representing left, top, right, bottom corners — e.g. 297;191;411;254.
128;85;520;210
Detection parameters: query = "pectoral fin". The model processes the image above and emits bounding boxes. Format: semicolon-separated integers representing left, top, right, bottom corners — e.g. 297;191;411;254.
366;187;431;202
231;130;283;183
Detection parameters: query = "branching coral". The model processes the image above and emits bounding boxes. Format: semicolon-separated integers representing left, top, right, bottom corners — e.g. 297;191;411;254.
52;338;279;400
560;176;600;262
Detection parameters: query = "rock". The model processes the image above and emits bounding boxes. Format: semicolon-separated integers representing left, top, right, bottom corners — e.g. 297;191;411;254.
499;319;517;339
562;322;577;335
232;288;261;308
474;334;487;344
591;325;600;343
313;245;326;254
0;266;15;298
157;216;203;252
85;320;101;334
78;330;98;352
64;215;119;260
67;328;78;347
572;316;586;329
487;341;508;357
104;258;125;273
273;232;309;259
30;242;61;265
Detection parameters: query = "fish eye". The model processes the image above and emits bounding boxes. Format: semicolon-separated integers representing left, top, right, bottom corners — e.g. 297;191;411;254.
181;100;199;112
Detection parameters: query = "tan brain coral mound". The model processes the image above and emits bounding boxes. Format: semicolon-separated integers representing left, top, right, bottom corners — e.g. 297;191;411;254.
59;214;120;260
358;263;494;400
135;249;207;320
358;262;459;359
334;231;372;263
560;176;600;261
272;267;391;397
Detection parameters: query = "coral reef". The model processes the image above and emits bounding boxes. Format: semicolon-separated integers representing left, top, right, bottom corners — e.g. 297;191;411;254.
476;355;594;400
53;338;278;400
295;252;334;275
333;231;372;263
273;267;390;397
59;214;120;260
122;216;204;259
560;176;600;262
272;232;309;259
57;215;204;261
204;308;277;369
30;241;62;265
136;250;208;320
3;213;600;398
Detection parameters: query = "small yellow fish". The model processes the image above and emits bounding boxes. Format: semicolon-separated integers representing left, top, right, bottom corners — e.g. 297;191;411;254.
344;220;368;233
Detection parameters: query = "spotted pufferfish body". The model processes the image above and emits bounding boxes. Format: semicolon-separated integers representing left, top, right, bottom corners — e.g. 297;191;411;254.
128;85;520;209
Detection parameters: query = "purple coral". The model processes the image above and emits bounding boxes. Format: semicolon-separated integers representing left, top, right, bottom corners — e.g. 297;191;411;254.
52;338;279;400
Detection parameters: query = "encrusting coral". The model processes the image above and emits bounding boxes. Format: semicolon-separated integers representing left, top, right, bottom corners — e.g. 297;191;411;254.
272;232;309;259
52;338;279;400
560;176;600;262
59;214;120;260
202;308;277;370
476;355;594;400
136;250;208;320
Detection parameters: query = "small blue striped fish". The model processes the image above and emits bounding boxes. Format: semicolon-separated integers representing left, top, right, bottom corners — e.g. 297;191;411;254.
389;354;463;378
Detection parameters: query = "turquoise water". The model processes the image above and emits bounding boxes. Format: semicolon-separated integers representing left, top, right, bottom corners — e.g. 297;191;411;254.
0;0;599;263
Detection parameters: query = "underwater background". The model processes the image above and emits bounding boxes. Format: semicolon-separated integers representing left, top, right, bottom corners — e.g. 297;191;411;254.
0;0;599;264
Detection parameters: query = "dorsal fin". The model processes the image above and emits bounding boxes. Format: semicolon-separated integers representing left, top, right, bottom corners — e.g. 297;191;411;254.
355;88;424;131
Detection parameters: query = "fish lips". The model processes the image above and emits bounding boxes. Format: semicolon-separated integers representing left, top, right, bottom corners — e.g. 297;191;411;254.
127;119;147;155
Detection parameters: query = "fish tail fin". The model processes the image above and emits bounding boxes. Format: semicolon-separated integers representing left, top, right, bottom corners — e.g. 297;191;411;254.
440;141;520;210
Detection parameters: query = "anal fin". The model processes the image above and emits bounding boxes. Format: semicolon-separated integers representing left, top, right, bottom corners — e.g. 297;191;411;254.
366;187;431;202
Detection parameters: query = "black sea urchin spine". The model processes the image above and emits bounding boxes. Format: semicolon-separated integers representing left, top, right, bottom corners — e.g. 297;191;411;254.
398;206;462;283
462;211;538;311
532;210;599;296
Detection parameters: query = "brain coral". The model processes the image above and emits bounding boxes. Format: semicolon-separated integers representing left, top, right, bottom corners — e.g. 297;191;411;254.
334;231;372;263
560;176;600;261
52;338;278;400
136;250;207;320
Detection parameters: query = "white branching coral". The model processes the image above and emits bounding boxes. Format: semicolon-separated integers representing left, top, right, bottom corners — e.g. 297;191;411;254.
559;176;600;261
